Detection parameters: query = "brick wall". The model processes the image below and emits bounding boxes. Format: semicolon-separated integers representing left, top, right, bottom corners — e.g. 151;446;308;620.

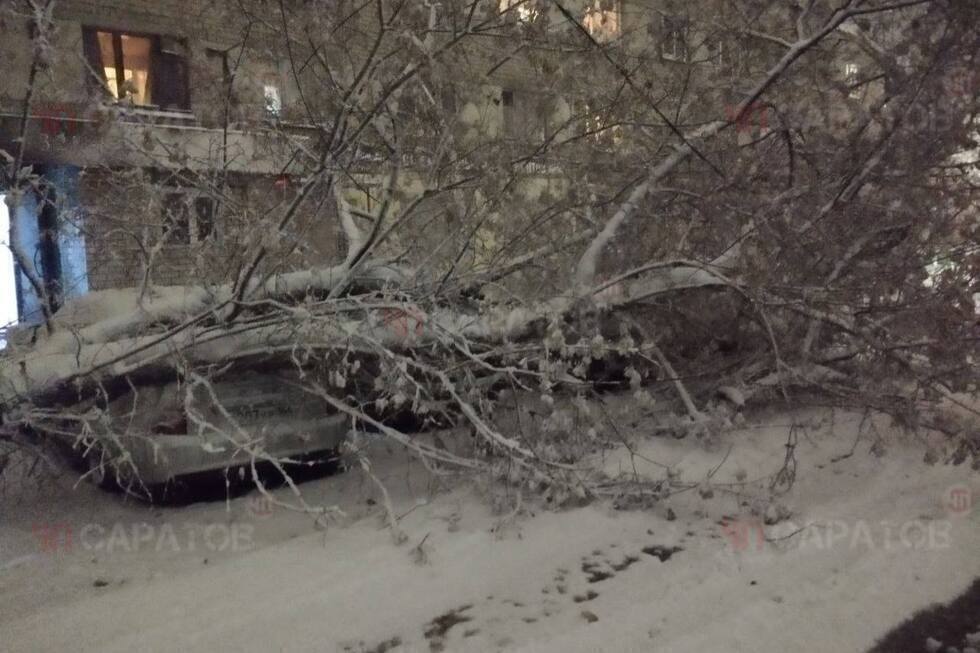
79;167;342;291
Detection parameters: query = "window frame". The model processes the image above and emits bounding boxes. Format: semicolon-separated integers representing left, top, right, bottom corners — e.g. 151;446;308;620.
500;87;558;144
161;188;216;247
660;14;690;62
84;27;158;105
263;81;283;119
82;26;190;112
498;0;538;23
701;34;725;67
843;62;863;98
582;0;622;43
204;47;234;97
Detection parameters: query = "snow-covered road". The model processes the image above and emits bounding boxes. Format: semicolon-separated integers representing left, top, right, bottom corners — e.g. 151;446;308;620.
1;409;977;652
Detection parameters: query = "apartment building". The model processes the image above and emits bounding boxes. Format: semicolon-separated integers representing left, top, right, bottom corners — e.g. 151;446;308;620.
0;0;311;325
0;0;862;327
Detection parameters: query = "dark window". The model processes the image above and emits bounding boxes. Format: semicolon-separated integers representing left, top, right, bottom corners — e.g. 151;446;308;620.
194;196;215;240
82;27;190;111
502;89;552;142
205;48;233;99
702;36;723;66
162;192;214;244
440;85;458;116
501;89;516;139
661;15;689;62
162;193;190;243
154;38;190;111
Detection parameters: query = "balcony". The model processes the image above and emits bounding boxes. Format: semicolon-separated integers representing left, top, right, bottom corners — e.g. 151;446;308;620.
0;101;305;175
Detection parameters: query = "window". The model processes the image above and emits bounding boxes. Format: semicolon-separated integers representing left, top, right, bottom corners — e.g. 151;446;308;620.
728;35;748;75
701;35;724;67
499;0;537;22
162;192;215;245
843;62;862;97
205;48;233;97
82;27;189;110
501;88;554;142
582;1;621;43
440;84;458;118
263;82;282;119
344;183;382;214
201;48;235;125
661;15;689;61
501;88;517;138
700;34;743;74
584;107;623;147
98;32;151;103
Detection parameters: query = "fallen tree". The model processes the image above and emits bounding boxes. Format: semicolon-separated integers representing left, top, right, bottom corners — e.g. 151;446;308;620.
1;0;978;503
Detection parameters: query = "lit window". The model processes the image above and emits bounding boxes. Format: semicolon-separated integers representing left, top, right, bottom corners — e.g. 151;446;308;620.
263;83;282;118
843;63;862;97
499;0;537;22
583;1;621;43
584;107;623;146
95;31;152;104
661;15;689;61
84;27;189;110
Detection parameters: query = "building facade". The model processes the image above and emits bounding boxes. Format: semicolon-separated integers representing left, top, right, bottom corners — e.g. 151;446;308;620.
1;0;863;326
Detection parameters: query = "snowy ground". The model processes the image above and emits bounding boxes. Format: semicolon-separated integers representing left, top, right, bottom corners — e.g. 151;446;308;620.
0;407;977;652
